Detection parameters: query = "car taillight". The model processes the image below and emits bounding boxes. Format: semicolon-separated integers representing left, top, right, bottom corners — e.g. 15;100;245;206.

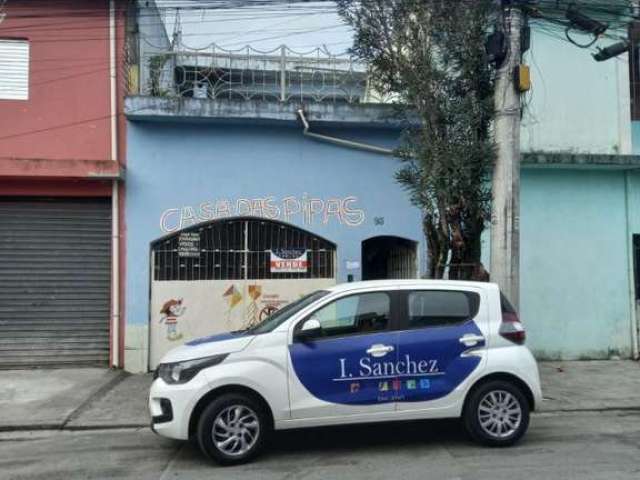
499;311;526;345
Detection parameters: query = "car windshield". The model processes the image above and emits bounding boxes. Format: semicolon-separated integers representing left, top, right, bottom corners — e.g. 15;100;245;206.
246;290;329;335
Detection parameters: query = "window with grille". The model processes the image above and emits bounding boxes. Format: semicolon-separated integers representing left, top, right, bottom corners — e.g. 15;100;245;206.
152;218;336;281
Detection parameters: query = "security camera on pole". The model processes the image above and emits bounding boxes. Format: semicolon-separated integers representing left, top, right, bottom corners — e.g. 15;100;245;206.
491;1;526;309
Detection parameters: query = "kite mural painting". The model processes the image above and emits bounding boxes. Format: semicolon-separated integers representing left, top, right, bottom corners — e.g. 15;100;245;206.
223;284;242;324
245;284;263;329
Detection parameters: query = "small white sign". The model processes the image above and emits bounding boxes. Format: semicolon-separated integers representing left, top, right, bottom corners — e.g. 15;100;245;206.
177;232;200;258
345;260;360;270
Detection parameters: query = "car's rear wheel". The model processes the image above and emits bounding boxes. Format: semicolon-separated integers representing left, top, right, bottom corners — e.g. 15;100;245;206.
463;380;530;446
196;393;270;465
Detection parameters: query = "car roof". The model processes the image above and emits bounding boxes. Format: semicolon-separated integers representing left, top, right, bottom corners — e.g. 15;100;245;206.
325;279;499;294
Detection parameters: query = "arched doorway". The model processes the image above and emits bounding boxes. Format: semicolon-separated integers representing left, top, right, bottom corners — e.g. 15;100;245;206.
149;217;337;368
361;236;418;280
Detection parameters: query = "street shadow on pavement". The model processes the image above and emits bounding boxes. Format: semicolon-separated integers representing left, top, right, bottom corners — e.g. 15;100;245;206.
271;418;467;454
178;418;469;463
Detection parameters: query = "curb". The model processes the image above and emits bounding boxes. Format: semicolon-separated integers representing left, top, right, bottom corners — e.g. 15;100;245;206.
64;423;149;431
2;407;640;433
0;424;150;433
0;423;63;433
537;405;640;414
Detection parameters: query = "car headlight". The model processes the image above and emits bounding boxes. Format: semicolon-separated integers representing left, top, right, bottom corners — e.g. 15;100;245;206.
156;354;228;385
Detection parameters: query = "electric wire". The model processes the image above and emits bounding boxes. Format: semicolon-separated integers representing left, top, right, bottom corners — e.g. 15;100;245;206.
1;0;636;141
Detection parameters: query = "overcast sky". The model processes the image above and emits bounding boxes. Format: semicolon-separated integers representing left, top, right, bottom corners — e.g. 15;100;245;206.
154;1;354;54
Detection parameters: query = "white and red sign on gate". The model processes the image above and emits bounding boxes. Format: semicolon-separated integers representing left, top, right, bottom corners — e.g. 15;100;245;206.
270;249;308;273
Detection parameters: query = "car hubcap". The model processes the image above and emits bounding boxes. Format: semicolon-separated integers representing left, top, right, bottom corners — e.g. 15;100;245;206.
477;390;522;439
212;405;260;456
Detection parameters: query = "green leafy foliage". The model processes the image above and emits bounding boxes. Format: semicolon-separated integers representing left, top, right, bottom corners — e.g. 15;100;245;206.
337;0;496;279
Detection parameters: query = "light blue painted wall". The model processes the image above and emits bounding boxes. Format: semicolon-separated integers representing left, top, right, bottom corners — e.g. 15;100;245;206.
480;167;636;359
519;168;634;359
522;28;631;155
125;121;424;327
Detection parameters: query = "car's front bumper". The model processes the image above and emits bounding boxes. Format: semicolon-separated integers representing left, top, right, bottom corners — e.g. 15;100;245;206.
149;373;212;441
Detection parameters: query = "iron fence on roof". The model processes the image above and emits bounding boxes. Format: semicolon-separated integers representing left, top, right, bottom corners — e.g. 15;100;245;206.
135;41;388;104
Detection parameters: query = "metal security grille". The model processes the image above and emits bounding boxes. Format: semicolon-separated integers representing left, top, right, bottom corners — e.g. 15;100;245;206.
362;236;417;281
0;199;111;368
139;43;381;104
386;244;417;280
152;218;336;281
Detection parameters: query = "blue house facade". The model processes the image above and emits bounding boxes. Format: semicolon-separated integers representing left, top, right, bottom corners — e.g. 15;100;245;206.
122;4;640;372
124;116;425;370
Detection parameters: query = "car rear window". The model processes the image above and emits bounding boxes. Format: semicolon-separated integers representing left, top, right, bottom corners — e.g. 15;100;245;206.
407;290;480;329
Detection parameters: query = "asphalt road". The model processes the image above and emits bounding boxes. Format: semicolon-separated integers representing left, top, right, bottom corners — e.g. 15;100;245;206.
1;410;639;480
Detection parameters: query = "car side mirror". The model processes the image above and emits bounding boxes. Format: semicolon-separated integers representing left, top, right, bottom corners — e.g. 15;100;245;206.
295;318;322;342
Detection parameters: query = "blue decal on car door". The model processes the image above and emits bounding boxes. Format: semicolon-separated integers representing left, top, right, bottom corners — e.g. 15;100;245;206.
289;331;399;405
395;320;483;402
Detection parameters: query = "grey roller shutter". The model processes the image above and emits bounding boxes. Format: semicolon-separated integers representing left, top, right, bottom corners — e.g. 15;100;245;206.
0;199;111;368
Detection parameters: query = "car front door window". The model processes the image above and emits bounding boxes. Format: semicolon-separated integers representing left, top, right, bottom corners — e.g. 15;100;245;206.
309;292;390;339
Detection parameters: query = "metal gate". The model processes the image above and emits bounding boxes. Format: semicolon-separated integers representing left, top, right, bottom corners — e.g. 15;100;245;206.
362;236;418;280
0;199;111;368
152;217;336;282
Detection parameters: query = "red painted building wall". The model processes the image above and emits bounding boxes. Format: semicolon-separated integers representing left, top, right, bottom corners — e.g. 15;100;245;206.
0;0;125;164
0;0;129;367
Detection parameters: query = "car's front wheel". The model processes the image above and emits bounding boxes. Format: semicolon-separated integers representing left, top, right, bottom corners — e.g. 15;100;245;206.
463;380;530;446
196;393;270;465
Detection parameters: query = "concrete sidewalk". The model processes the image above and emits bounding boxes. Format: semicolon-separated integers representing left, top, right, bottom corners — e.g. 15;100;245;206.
539;360;640;412
0;368;126;431
65;372;153;429
1;360;638;431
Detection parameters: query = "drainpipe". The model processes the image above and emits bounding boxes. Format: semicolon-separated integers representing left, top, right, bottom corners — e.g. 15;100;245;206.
109;0;121;368
297;109;394;156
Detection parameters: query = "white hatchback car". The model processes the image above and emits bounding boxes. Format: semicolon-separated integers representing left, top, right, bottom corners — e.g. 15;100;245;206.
149;280;542;465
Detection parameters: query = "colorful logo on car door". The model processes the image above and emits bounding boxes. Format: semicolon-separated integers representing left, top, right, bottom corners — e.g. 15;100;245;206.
289;320;483;405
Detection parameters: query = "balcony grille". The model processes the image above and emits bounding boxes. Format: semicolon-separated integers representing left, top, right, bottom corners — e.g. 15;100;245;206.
138;40;387;104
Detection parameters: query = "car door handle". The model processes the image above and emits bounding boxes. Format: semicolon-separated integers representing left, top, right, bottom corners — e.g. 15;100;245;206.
366;344;395;358
459;334;485;347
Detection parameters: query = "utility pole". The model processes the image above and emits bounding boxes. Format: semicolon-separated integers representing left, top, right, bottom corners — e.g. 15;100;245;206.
491;2;523;308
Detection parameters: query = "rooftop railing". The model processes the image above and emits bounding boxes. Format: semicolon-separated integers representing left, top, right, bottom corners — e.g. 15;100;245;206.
135;42;385;104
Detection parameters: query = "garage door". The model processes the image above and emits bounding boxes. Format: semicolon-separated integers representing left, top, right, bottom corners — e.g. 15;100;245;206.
0;199;111;368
